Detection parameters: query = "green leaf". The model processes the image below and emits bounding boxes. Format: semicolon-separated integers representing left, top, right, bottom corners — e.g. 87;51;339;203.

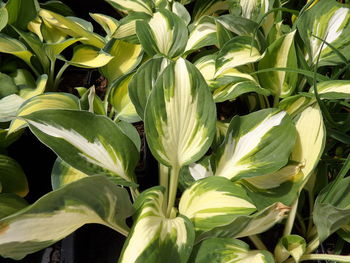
8;92;80;135
136;9;188;58
119;186;195;263
51;158;88;190
172;2;191;26
77;86;106;115
145;58;216;167
108;73;141;123
258;30;298;97
115;120;141;151
297;0;350;66
65;44;114;68
44;37;83;62
105;0;153;15
0;3;8;31
5;0;38;30
0;193;28;220
0;175;134;260
190;238;275;263
214;109;296;181
101;39;143;82
193;0;230;21
179;176;256;233
215;36;263;76
216;14;259;36
129;57;171;119
89;13;119;39
0;155;28;197
23;109;139;186
185;16;217;53
274;235;306;263
0;73;18;99
0;95;24;122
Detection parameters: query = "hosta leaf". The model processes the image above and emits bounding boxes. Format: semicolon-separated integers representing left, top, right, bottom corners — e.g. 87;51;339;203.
228;0;274;21
8;92;80;135
136;9;188;58
0;95;24;122
5;0;38;30
193;0;230;21
77;86;106;115
298;0;350;66
212;68;269;102
0;72;18;99
190;238;275;263
291;104;326;184
105;0;153;15
51;158;88;190
274;235;306;263
90;13;119;38
214;109;296;181
0;155;28;197
194;54;216;86
185;16;217;53
115;120;141;151
0;33;33;66
39;9;105;48
258;31;298;97
66;45;114;68
22;109;139;186
0;193;28;220
101;39;143;82
19;74;47;100
44;37;83;61
313;80;350;99
215;36;263;77
172;2;191;26
129;57;171;119
11;68;36;91
216;18;234;48
0;3;8;32
145;58;216;167
108;73;140;123
216;14;259;36
119;187;194;263
179;176;256;233
0;176;134;260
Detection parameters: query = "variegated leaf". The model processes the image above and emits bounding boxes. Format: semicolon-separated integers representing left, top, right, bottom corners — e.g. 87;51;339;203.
145;58;216;168
258;31;298;97
22;109;139;186
0;176;134;260
216;14;259;36
0;155;28;197
0;95;24;122
90;13;119;39
51;158;88;190
19;74;48;100
313;80;350;99
275;235;306;263
228;0;274;22
44;38;83;62
101;39;143;82
179;176;256;233
108;73;140;123
172;2;191;26
119;187;194;263
193;0;230;21
194;53;216;86
215;36;263;77
136;9;188;58
214;109;296;181
8;92;80;135
0;33;33;66
0;194;28;220
291;104;326;184
105;0;153;15
0;3;8;32
190;238;275;263
298;0;350;66
129;57;171;119
65;45;114;69
185;16;217;53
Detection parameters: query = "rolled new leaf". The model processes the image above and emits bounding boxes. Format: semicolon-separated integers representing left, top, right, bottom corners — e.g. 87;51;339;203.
119;187;195;263
145;57;216;168
22;109;139;186
179;176;256;233
136;9;188;58
0;176;134;260
190;238;274;263
274;235;306;263
214;108;296;181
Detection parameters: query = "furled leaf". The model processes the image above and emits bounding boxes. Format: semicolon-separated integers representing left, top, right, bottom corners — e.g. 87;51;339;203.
145;58;216;167
129;57;171;119
0;176;134;260
258;31;298;97
105;0;153;15
0;33;33;66
0;193;28;220
274;235;306;263
0;155;28;197
136;9;188;58
119;187;195;263
214;109;296;181
179;176;256;233
215;36;263;76
8;92;80;135
101;39;143;82
108;73;140;123
23;109;139;186
51;158;88;190
193;0;230;21
77;86;106;115
298;0;350;66
190;237;274;263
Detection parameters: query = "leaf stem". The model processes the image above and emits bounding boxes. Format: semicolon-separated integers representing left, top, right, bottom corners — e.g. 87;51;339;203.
300;254;350;262
249;235;267;250
159;164;170;214
283;199;298;236
53;62;70;90
166;165;180;218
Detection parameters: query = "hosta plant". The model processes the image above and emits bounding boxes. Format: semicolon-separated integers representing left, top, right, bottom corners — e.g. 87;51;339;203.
1;0;350;262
